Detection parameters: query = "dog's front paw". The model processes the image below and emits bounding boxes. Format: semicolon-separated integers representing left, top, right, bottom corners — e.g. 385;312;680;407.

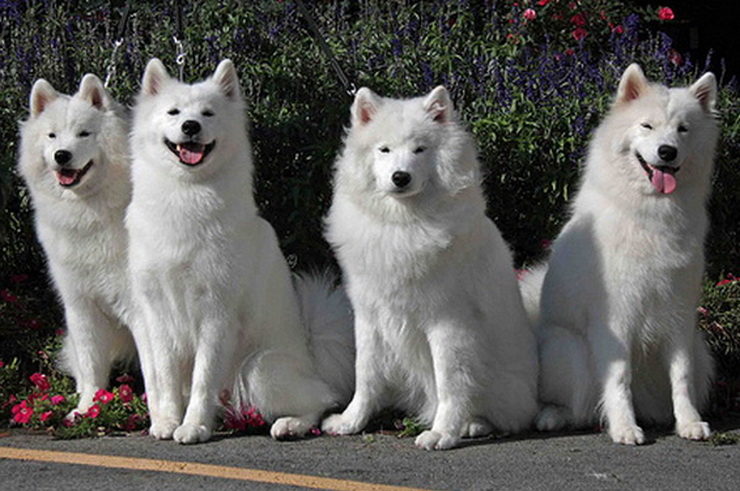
415;430;460;451
270;416;312;440
609;424;645;445
149;419;180;440
321;413;364;436
173;423;211;444
535;405;567;432
676;421;711;441
463;417;493;438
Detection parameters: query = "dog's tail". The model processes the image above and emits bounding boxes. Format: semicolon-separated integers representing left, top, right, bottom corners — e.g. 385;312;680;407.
294;271;356;404
518;264;548;328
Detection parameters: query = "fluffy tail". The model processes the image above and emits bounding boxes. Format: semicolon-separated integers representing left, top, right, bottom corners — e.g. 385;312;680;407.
518;264;548;328
294;271;356;404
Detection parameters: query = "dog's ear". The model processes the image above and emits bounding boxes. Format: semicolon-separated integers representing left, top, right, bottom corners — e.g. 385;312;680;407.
30;79;58;117
141;58;170;97
212;59;241;100
351;87;381;127
616;64;649;104
689;72;717;113
423;86;453;123
77;74;109;110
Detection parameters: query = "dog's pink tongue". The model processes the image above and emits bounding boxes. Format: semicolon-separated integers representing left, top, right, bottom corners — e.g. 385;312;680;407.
651;168;677;194
178;145;204;165
56;170;77;186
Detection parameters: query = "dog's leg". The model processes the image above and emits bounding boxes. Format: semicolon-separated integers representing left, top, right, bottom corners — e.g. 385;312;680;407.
322;315;384;436
128;315;161;432
592;326;645;445
173;316;237;444
63;299;117;418
667;327;711;440
414;322;471;451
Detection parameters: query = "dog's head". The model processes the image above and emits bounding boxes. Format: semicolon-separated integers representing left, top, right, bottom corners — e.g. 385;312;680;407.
340;86;479;203
607;64;718;196
133;58;245;178
22;74;117;196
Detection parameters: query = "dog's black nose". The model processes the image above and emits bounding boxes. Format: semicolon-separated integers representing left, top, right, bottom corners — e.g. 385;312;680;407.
658;145;677;162
182;120;201;136
54;149;72;166
392;171;412;189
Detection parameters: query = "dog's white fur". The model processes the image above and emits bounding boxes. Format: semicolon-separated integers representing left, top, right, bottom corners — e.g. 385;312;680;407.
126;59;353;444
522;64;718;444
18;75;135;415
322;86;539;450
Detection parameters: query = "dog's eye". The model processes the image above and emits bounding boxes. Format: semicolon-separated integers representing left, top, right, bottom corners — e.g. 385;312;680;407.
78;131;90;138
640;123;653;130
379;146;390;153
202;110;214;117
48;132;56;139
167;108;180;116
413;146;425;154
677;124;688;133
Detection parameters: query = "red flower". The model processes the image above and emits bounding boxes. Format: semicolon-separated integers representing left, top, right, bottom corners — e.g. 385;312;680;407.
0;289;18;303
30;373;51;392
523;8;537;21
668;49;683;66
570;13;587;26
12;401;33;424
122;413;141;431
40;411;53;422
0;360;4;368
565;48;576;56
572;28;588;41
118;384;133;403
537;0;550;5
93;389;115;404
86;404;101;418
658;7;675;21
50;394;66;405
611;24;624;34
115;374;135;384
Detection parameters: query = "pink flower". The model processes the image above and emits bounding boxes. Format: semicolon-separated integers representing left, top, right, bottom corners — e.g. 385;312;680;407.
523;8;537;21
611;24;624;34
717;279;732;286
122;413;141;431
118;384;133;403
115;374;135;384
50;395;66;405
93;389;114;404
570;13;587;27
310;427;322;436
668;49;683;66
12;401;33;424
0;289;18;303
572;28;588;41
658;7;675;21
537;0;550;6
30;373;51;392
697;306;709;317
86;404;101;418
565;48;576;56
40;411;53;422
0;360;4;368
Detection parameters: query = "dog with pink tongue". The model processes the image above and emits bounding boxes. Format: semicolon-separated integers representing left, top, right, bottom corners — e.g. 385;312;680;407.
520;64;720;445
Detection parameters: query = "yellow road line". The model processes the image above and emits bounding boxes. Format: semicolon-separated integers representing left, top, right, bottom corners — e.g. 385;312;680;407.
0;446;430;491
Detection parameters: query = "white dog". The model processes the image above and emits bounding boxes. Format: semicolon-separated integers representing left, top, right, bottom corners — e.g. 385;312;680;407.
322;86;539;450
18;75;135;415
522;64;719;444
126;59;354;444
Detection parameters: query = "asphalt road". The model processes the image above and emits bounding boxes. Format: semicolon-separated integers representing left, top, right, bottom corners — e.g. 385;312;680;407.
1;418;739;490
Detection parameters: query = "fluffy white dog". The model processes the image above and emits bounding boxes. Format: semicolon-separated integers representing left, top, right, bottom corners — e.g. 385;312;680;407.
126;59;354;444
522;64;719;444
322;86;539;450
18;75;135;415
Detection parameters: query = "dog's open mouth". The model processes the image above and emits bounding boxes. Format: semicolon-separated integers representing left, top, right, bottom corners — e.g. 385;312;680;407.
165;139;216;166
55;160;93;187
636;152;680;195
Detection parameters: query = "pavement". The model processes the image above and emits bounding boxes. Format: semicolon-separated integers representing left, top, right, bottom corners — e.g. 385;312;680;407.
1;418;739;490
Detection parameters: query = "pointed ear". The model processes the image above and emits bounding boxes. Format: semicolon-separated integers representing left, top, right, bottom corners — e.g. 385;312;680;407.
212;59;240;100
77;74;108;110
141;58;170;97
616;64;650;104
351;87;381;127
30;79;59;117
689;72;717;113
422;85;453;123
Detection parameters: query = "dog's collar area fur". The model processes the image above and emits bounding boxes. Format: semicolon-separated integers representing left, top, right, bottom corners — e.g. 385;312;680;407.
55;160;93;187
164;138;216;166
